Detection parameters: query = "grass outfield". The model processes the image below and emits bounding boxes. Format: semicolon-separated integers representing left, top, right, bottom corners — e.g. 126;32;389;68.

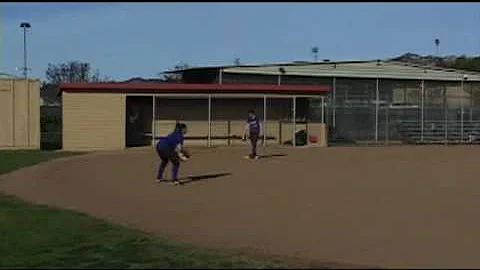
0;150;85;175
0;151;290;269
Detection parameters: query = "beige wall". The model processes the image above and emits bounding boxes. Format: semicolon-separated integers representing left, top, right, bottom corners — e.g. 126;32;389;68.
151;97;296;146
0;78;40;150
149;97;328;147
61;94;326;151
63;92;126;151
153;119;285;147
152;120;328;147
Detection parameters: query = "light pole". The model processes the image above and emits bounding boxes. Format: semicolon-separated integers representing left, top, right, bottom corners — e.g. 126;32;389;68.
434;38;440;58
311;47;318;62
20;22;31;79
20;21;31;147
461;74;468;142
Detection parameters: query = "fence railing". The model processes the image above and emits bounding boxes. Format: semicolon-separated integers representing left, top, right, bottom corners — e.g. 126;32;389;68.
325;103;480;145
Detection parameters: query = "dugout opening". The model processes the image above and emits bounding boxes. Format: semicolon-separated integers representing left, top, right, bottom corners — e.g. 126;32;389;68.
147;95;324;147
125;96;153;148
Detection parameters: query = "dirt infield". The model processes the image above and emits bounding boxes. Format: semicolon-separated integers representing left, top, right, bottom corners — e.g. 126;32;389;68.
2;145;480;268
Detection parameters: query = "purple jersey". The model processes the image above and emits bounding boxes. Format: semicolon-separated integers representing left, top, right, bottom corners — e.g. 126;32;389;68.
157;130;184;149
247;116;260;134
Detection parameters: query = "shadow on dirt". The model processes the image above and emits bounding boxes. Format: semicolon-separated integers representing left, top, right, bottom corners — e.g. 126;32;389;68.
258;154;287;159
179;172;232;185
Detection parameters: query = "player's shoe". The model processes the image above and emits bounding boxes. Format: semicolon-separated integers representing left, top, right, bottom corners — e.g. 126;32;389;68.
172;180;182;186
155;178;165;183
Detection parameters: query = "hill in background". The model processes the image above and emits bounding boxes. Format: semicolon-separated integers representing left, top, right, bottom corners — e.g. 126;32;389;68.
391;53;480;73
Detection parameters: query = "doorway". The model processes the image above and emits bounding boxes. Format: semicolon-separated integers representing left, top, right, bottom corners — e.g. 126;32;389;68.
126;96;153;148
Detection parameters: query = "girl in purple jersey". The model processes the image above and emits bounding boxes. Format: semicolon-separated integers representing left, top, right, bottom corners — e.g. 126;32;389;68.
155;122;189;185
243;109;263;159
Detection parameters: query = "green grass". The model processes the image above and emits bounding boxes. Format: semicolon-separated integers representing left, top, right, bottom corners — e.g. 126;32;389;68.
0;194;288;269
0;150;84;175
0;150;290;269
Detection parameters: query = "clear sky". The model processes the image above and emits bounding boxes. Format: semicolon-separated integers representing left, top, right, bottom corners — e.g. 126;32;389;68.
1;3;480;81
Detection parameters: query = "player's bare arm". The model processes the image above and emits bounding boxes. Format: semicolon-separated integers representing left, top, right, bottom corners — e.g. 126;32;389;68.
175;144;189;161
243;123;249;140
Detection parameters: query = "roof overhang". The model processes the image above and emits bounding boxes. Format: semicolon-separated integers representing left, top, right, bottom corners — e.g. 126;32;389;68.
60;82;331;96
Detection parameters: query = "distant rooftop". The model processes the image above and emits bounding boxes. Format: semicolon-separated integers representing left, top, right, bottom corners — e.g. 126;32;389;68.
166;59;480;82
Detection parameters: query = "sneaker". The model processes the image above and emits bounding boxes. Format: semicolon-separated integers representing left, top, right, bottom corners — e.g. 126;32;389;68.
172;180;182;186
253;155;259;160
155;179;164;183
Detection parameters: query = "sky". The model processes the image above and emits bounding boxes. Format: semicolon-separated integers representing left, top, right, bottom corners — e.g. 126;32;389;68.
1;2;480;81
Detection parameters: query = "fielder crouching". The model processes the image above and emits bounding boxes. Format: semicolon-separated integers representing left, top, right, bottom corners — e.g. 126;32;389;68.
155;122;189;185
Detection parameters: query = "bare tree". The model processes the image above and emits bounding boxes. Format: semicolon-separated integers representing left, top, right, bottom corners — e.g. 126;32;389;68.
42;60;110;106
45;60;107;84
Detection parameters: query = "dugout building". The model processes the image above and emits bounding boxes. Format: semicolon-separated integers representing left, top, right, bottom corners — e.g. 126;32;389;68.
60;82;330;151
60;59;480;151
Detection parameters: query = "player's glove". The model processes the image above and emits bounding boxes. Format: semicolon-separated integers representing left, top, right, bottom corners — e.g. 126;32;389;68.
182;149;191;158
178;150;190;162
179;153;189;162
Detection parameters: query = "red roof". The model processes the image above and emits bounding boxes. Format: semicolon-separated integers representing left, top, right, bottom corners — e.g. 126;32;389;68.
60;82;331;95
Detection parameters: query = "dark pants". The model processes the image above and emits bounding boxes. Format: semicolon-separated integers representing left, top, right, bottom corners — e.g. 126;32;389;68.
250;132;259;157
156;145;180;180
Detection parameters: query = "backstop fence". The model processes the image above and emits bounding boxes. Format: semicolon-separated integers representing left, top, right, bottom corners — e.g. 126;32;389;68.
321;78;480;145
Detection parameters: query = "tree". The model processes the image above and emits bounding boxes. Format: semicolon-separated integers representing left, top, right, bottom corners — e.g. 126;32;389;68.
41;60;110;106
45;60;109;84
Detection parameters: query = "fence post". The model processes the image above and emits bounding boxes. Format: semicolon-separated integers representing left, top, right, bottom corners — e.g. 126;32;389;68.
375;77;379;142
292;96;296;147
263;95;267;147
208;95;212;147
385;104;389;145
332;77;336;128
444;84;448;145
470;83;473;122
421;79;425;143
151;95;156;146
461;77;465;143
321;96;325;124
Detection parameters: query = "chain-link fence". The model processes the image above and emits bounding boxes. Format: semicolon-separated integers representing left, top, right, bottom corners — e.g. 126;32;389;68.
321;78;480;145
127;77;480;149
